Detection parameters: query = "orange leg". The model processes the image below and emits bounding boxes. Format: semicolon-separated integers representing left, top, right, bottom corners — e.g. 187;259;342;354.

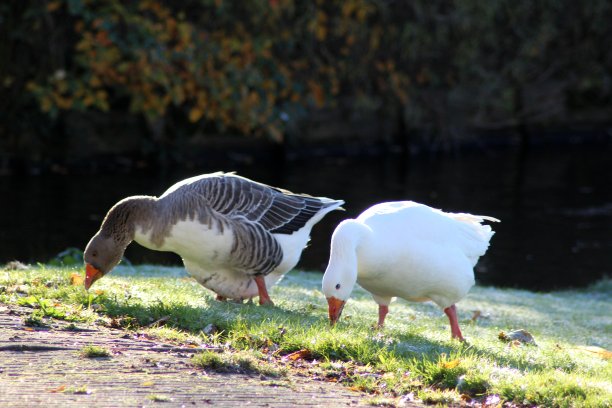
444;304;464;341
254;275;274;306
377;305;389;328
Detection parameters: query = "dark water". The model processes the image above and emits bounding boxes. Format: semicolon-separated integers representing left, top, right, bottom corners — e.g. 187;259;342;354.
1;144;611;291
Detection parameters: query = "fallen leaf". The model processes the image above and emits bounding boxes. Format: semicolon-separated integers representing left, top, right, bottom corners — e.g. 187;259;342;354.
49;385;66;393
283;349;312;361
471;310;481;321
348;385;365;392
146;316;170;328
499;329;537;346
23;327;35;332
508;340;522;348
70;273;84;286
141;381;155;387
577;346;612;360
441;359;461;369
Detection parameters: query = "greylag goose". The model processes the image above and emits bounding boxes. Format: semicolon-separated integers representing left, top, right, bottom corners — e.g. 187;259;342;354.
322;201;498;340
84;172;344;305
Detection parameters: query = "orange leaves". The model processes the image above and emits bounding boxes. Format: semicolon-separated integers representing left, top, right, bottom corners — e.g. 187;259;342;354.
440;358;461;370
70;273;84;286
48;385;66;393
28;0;416;143
94;30;112;47
577;346;612;360
283;349;313;361
315;11;328;41
46;1;62;12
189;107;204;123
308;80;326;107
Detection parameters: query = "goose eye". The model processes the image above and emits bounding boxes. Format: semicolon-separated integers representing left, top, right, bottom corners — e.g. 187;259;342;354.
92;251;98;257
335;283;341;290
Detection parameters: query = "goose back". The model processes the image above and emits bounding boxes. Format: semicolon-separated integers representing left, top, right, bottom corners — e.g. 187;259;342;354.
135;173;343;277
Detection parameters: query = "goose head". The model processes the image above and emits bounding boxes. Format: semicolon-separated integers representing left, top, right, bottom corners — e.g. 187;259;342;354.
82;196;153;290
83;233;126;290
321;219;363;325
322;268;355;325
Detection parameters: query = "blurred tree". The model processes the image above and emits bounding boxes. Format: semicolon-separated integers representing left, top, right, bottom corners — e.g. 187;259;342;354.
0;0;610;165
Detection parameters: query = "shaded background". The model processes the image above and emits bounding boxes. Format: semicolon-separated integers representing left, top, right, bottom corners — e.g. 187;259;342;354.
1;1;611;290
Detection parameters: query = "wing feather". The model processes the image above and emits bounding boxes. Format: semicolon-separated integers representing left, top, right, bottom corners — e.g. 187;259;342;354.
164;173;343;275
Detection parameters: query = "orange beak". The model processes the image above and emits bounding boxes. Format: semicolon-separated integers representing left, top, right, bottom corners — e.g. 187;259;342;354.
84;263;103;290
327;296;346;326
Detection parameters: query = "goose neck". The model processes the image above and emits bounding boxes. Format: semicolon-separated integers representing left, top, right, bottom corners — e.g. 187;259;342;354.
328;219;371;274
100;195;157;245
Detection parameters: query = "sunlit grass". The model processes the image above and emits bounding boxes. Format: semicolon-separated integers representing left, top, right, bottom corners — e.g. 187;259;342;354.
0;264;610;407
80;344;111;358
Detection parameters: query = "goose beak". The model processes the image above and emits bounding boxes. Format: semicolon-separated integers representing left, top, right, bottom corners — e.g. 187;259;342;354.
327;296;346;325
84;263;103;290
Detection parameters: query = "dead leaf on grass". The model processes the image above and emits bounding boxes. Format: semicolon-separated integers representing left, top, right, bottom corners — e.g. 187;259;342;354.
49;385;66;393
283;349;312;361
70;273;84;286
498;329;537;346
577;346;612;360
147;316;170;328
441;358;461;369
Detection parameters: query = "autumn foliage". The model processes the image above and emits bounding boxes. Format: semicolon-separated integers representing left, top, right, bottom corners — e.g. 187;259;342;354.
21;0;414;142
2;0;611;146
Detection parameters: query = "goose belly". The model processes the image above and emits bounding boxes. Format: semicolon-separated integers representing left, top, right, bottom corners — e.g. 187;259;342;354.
134;220;310;300
356;239;475;308
183;259;260;300
134;219;234;266
183;258;286;300
189;229;311;300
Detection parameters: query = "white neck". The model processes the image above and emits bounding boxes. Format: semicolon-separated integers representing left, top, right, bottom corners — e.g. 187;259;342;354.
322;219;370;300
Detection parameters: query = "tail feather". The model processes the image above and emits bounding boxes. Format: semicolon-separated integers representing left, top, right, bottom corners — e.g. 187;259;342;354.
447;212;499;266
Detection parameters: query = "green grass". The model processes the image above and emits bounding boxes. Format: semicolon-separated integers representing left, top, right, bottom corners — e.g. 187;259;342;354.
1;264;610;407
191;349;285;377
146;394;172;402
80;344;111;358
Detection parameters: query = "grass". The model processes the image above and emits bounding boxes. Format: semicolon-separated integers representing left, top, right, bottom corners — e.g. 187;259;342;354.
0;264;610;407
191;349;285;377
80;344;111;358
146;394;172;402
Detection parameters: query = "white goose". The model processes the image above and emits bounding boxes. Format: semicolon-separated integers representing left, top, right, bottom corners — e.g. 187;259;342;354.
84;172;344;305
322;201;498;340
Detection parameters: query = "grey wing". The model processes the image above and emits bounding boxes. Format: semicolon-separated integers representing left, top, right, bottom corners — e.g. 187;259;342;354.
167;174;288;275
197;174;334;235
226;177;335;234
169;174;339;274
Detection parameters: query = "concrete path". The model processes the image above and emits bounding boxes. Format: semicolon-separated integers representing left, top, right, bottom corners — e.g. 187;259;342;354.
0;305;370;407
